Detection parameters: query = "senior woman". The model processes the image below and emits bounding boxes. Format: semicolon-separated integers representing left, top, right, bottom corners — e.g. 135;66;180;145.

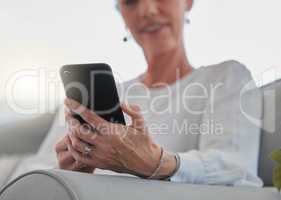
55;0;263;186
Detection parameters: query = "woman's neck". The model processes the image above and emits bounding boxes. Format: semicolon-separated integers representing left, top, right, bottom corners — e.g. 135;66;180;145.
141;45;193;89
142;47;193;88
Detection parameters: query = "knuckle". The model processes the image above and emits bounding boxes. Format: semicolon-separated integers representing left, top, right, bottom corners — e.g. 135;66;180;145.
69;119;79;128
130;104;140;112
76;129;82;137
83;110;92;121
72;141;80;150
97;123;108;134
73;160;79;167
76;156;83;163
90;134;98;142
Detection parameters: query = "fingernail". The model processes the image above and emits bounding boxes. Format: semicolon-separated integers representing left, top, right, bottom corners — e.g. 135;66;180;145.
91;134;98;141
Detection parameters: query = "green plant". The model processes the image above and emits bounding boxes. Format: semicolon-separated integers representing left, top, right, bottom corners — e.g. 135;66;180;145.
270;149;281;192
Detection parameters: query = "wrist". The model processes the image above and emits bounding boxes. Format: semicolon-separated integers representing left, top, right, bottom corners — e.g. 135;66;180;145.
133;143;177;180
144;143;163;177
153;151;177;180
143;144;177;180
130;143;162;178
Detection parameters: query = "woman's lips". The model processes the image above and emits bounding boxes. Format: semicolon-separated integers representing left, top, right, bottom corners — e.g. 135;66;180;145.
140;23;169;35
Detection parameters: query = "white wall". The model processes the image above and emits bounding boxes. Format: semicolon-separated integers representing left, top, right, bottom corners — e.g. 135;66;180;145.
0;0;280;115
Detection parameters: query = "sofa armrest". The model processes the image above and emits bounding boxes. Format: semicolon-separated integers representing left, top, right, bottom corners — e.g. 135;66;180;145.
0;169;280;200
0;113;55;155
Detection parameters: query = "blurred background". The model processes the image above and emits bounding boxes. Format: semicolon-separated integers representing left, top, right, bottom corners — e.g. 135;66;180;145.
1;0;281;124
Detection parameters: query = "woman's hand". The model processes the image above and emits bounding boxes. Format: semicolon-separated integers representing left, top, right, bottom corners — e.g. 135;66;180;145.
55;135;95;173
64;98;177;179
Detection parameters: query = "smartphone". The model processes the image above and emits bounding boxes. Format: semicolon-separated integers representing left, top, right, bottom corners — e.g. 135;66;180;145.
60;63;126;125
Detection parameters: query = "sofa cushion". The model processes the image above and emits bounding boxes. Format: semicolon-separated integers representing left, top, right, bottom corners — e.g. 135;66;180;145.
0;113;55;155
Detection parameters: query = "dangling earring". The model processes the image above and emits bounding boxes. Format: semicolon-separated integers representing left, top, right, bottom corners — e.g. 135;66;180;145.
123;36;128;42
185;12;191;25
123;26;131;42
123;34;131;42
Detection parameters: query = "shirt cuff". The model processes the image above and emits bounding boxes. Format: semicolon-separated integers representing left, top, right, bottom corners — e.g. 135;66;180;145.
170;151;205;184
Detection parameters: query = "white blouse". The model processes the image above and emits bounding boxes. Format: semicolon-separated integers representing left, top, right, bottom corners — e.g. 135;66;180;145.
12;60;263;187
117;60;263;187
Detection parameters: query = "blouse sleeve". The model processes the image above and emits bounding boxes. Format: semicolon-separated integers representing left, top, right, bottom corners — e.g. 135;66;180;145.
170;61;264;187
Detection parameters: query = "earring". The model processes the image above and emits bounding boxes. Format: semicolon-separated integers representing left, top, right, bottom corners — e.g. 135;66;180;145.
123;27;131;42
123;36;128;42
185;12;191;24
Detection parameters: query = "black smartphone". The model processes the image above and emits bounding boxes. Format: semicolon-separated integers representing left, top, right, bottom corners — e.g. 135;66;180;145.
60;63;126;125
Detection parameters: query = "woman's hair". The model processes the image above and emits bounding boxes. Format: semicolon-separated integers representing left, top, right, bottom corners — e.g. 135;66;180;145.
114;0;195;12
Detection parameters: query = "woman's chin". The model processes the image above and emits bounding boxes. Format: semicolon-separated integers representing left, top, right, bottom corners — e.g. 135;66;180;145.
144;42;178;56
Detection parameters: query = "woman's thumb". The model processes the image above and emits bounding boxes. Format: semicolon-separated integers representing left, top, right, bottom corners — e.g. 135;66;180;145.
120;103;144;130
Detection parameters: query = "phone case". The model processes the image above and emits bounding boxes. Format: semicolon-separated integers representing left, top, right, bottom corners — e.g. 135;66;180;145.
60;63;126;125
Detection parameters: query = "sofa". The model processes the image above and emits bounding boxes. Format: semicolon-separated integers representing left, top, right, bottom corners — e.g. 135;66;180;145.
0;79;280;200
